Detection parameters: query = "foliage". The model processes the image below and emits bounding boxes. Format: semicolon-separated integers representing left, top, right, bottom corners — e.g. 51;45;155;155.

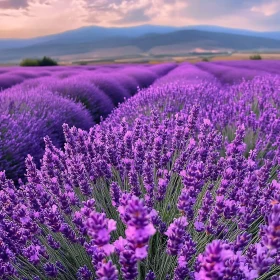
20;58;40;66
39;56;58;66
20;56;58;67
77;61;88;65
250;54;262;60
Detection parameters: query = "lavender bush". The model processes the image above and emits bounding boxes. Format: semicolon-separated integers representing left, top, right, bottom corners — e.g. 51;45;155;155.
212;60;280;76
154;63;216;86
0;87;93;181
54;71;80;79
108;74;140;96
0;69;53;90
149;63;177;76
0;73;26;90
120;67;159;88
196;62;268;84
75;73;131;106
0;74;280;279
0;64;162;92
37;77;115;122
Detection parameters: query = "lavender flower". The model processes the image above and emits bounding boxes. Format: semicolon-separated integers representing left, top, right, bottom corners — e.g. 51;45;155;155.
83;210;116;255
145;270;156;280
96;260;118;280
47;235;60;250
165;217;188;256
120;250;138;280
77;265;92;280
123;196;156;259
262;204;280;250
110;182;122;207
44;263;58;278
195;240;254;280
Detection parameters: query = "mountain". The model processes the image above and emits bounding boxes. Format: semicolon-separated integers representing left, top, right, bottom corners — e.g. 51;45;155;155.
2;24;280;50
0;37;53;50
184;25;280;40
1;25;280;63
0;25;182;50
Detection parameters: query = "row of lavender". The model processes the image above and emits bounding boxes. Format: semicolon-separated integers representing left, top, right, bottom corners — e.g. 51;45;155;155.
195;60;280;84
0;64;174;91
155;60;280;86
0;63;176;180
2;60;280;91
0;68;280;279
2;60;280;90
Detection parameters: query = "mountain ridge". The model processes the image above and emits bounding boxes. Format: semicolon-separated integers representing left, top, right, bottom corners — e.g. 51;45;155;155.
1;25;280;63
1;24;280;42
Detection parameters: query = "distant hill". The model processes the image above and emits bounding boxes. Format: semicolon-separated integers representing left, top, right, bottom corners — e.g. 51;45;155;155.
185;25;280;40
1;25;280;63
0;25;182;50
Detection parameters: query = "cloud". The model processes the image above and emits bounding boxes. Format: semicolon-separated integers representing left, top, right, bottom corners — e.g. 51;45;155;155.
146;0;190;25
81;0;151;24
0;0;86;37
251;1;280;16
181;0;256;19
0;0;29;9
172;0;280;30
79;0;280;29
81;0;189;26
111;6;150;24
0;0;52;10
1;0;280;38
0;12;12;15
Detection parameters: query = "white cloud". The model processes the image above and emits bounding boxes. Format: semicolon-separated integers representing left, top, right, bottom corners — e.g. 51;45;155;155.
251;0;280;16
0;0;86;37
1;0;280;38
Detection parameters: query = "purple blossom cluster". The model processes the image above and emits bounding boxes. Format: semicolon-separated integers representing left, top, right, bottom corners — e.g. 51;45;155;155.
0;63;280;279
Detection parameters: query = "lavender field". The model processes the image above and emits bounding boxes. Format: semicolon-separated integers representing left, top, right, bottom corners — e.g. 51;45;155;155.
0;61;280;279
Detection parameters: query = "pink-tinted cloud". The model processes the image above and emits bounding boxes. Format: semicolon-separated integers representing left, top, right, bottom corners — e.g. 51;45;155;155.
1;0;280;38
0;0;28;9
251;1;280;16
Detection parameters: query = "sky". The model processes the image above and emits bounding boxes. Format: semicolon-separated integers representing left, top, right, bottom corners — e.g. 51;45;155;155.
1;0;280;38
